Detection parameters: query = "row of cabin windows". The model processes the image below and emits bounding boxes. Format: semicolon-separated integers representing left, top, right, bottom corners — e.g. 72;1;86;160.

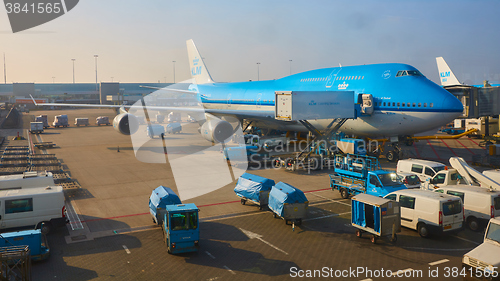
300;75;365;82
375;101;434;108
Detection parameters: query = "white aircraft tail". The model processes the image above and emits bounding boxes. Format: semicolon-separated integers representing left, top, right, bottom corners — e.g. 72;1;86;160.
436;57;461;87
186;39;214;84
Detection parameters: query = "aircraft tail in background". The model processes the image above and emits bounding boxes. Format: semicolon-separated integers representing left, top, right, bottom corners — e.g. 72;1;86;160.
436;57;461;87
187;39;214;84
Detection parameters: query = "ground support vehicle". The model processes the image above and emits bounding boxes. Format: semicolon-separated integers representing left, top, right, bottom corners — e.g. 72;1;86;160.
74;118;89;126
35;115;49;128
330;154;407;199
29;122;44;134
149;186;182;225
462;218;500;280
396;159;446;182
268;182;308;231
52;115;68;128
234;173;275;210
33;142;55;149
147;124;165;139
166;123;182;134
96;116;110;126
162;203;199;254
351;194;401;244
422;168;465;189
244;134;289;149
0;229;50;261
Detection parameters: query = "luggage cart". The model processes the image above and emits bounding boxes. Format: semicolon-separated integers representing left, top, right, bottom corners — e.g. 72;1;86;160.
268;182;309;231
351;193;401;244
234;173;275;210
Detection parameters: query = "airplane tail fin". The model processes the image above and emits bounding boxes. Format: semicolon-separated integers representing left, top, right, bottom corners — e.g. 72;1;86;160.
186;39;214;84
436;57;461;87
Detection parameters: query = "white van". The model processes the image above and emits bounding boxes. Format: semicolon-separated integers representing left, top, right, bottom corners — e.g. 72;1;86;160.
396;159;446;181
0;171;55;189
434;185;500;231
384;189;463;238
0;186;67;233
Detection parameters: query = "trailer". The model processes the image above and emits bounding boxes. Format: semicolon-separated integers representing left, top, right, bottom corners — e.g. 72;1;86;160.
0;229;50;261
330;154;407;198
74;118;89;126
351;193;401;244
147;124;165;138
33;142;55;149
35;115;49;128
29;122;44;134
52;114;69;128
234;173;275;210
149;186;182;225
268;182;309;230
96;116;110;126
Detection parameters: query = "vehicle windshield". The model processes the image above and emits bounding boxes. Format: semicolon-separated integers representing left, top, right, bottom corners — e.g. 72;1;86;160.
170;212;198;231
379;173;402;186
443;201;462;216
486;222;500;244
434;166;445;173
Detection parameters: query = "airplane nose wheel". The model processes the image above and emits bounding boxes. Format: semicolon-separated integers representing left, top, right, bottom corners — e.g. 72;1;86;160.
386;144;401;162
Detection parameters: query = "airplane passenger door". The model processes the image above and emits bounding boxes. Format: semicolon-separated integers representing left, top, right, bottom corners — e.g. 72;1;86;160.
256;93;262;109
227;94;232;107
326;68;342;88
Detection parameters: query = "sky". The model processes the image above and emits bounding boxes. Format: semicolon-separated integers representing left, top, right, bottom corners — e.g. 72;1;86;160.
0;0;499;85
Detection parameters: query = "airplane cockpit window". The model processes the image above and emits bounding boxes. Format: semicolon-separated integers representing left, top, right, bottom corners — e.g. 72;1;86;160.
396;70;424;77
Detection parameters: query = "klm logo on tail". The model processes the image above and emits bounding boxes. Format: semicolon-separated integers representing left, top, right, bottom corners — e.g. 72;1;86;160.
440;72;450;78
191;57;202;76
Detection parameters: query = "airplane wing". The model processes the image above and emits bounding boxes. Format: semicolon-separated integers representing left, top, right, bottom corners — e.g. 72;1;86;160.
139;86;198;95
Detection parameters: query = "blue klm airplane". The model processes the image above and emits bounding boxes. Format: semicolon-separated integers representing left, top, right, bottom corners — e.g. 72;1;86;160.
34;40;464;153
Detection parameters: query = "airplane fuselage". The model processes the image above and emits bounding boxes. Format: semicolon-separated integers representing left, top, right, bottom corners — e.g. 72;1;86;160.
194;63;464;138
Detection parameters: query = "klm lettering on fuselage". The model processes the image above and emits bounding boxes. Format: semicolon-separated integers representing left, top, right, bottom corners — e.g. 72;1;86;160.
192;57;202;76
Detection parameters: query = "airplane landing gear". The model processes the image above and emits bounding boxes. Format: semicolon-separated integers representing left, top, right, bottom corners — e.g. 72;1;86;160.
386;143;401;162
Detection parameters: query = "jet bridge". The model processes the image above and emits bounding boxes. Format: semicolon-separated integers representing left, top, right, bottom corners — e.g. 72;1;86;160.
274;91;358;171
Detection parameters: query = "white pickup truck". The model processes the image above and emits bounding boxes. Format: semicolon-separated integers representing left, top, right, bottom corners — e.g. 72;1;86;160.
422;168;464;190
462;218;500;280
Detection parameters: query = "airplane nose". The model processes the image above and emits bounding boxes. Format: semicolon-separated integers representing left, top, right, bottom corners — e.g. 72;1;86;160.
441;93;464;115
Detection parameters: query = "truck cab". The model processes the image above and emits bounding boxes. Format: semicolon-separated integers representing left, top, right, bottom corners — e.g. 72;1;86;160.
423;168;465;190
366;170;407;197
163;203;199;254
462;218;500;279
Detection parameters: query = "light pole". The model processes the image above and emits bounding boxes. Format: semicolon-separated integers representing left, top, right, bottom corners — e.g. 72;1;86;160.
52;76;55;83
94;55;98;92
71;59;75;83
172;61;176;83
257;62;261;81
111;77;114;82
289;60;292;75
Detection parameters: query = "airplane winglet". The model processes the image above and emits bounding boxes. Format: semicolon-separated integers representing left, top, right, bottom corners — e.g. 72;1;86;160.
436;57;461;87
30;94;38;106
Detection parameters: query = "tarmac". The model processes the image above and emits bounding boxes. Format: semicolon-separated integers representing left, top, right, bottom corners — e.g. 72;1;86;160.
0;108;492;280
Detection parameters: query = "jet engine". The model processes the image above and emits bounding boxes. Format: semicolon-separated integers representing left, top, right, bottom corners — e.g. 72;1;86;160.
200;116;233;143
113;113;139;135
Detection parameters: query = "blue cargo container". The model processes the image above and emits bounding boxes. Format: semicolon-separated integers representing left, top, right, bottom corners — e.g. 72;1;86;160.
0;229;49;261
149;186;182;225
234;173;275;209
268;182;309;230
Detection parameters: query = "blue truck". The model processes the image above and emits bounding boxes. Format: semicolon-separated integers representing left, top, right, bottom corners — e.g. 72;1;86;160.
0;229;50;261
162;204;199;254
149;186;199;254
330;154;407;199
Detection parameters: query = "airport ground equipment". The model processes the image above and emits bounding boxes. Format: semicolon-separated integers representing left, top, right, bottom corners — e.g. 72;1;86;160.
33;142;55;149
149;186;182;225
74;118;89;126
450;157;500;190
0;229;49;261
330;154;407;199
96;116;110;126
35;114;49;128
166;122;182;134
351;194;401;244
162;203;199;254
244;134;289;149
147;124;165;139
442;127;465;135
421;168;465;190
462;218;500;279
52;114;68;128
234;173;275;210
268;182;309;231
29;122;43;134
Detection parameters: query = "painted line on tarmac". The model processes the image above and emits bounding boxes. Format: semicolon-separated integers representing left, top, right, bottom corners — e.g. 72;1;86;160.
455;139;476;155
122;245;131;254
428;259;449;266
205;251;216;259
413;142;422;159
308;192;351;207
391;268;413;276
303;211;351;222
223;265;236;275
426;139;442;160
453;235;481;245
468;137;486;150
401;247;474;251
440;139;458;157
360;279;373;281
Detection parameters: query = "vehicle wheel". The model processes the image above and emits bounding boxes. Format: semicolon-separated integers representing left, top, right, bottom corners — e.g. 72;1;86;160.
38;222;51;234
241;199;246;205
418;223;430;238
467;217;480;232
371;235;377;244
273;159;281;168
258;205;263;211
355;229;362;238
386;151;396;162
273;213;277;218
390;234;398;243
340;188;349;199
